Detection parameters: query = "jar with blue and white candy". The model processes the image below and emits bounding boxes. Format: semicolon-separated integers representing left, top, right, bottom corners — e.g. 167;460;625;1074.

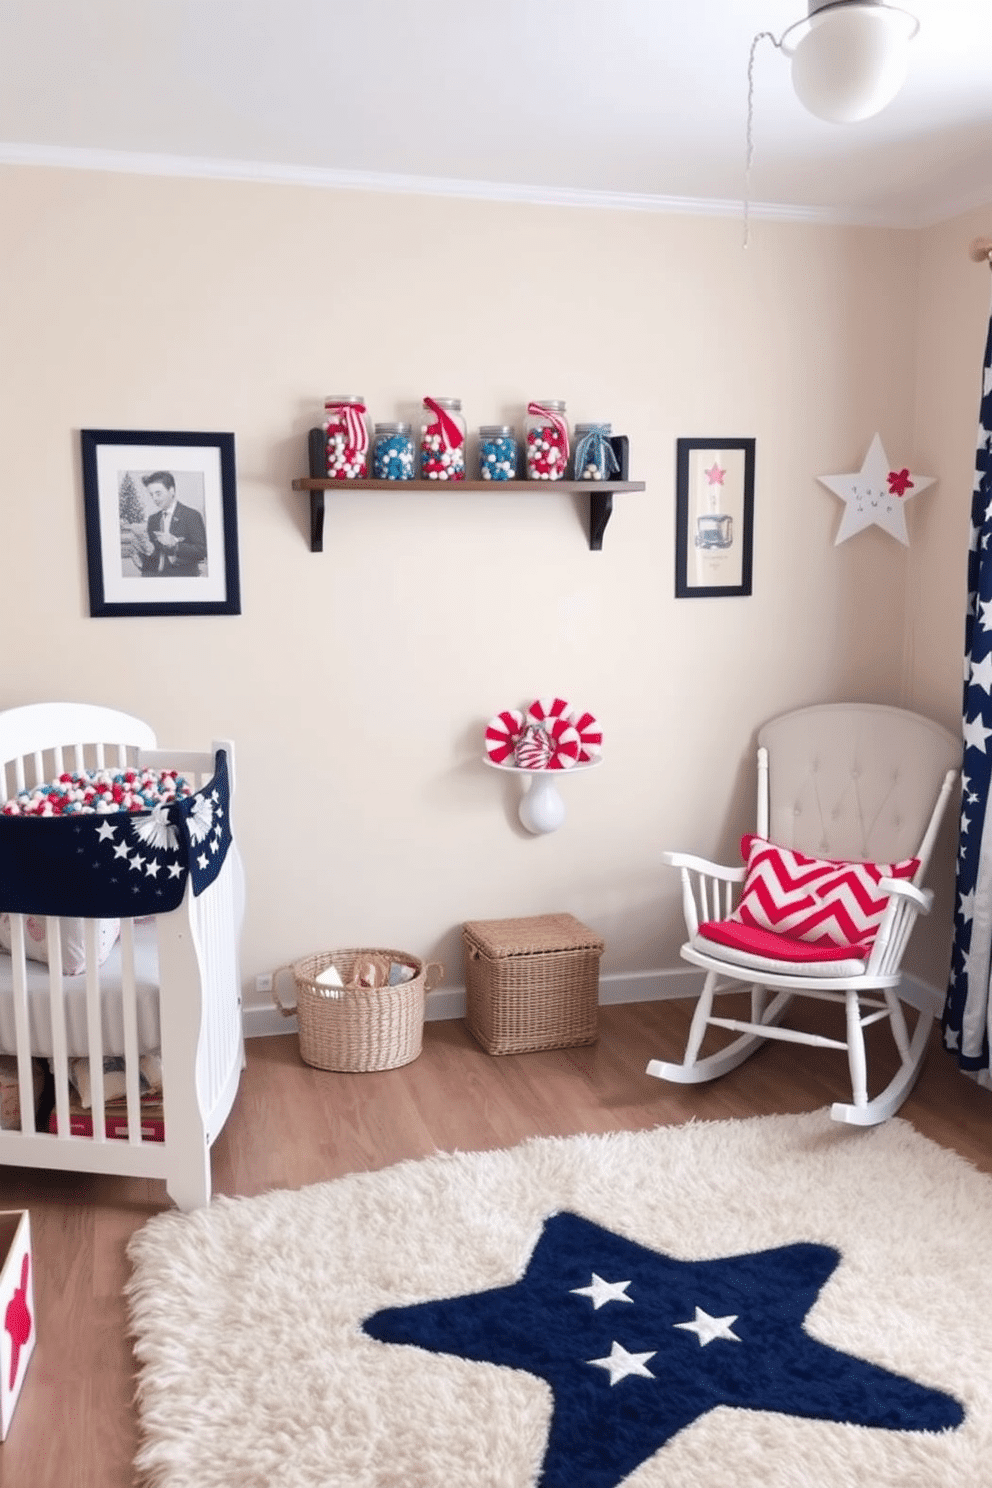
323;395;369;480
420;397;466;481
372;422;415;481
478;425;518;481
573;423;619;481
525;400;569;481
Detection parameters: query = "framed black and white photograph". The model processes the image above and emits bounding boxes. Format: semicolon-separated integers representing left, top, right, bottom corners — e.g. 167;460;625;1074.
675;437;755;599
80;429;240;617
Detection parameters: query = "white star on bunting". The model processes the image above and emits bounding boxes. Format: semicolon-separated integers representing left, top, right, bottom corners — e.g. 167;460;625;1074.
570;1274;633;1310
673;1307;741;1346
587;1341;656;1386
971;653;992;693
963;715;992;753
818;434;935;546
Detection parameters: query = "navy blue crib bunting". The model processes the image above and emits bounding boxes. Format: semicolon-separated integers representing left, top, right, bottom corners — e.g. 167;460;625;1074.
0;750;232;918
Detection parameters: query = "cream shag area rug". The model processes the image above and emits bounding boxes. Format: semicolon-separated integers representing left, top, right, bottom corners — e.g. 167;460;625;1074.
127;1112;991;1487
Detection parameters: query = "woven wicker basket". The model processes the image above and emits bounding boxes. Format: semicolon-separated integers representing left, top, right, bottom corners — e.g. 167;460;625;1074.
463;913;604;1055
274;949;443;1072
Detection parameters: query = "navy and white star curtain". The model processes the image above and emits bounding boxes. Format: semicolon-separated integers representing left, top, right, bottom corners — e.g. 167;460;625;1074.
0;750;232;920
943;297;992;1081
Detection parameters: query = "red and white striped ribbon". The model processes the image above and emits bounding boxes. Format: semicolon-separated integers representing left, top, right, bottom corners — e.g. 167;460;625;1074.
527;402;570;461
325;400;369;456
423;398;465;451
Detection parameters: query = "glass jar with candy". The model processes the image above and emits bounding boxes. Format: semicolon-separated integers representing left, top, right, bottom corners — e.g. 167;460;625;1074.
420;397;466;481
525;400;569;481
478;425;518;481
323;395;369;479
372;422;415;480
572;423;619;481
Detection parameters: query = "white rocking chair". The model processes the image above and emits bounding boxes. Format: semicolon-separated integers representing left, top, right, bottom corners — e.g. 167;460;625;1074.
648;702;961;1125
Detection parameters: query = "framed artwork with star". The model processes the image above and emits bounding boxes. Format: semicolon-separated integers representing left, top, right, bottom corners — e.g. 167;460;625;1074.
675;438;755;598
80;429;241;618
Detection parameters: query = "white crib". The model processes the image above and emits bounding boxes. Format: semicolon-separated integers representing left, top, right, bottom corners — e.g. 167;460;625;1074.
0;702;245;1211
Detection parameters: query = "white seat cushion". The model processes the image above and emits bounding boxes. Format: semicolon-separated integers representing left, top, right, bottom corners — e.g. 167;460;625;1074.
689;933;867;979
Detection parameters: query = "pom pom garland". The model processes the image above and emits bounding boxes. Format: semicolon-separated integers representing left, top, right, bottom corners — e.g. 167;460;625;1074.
485;699;602;772
1;768;193;818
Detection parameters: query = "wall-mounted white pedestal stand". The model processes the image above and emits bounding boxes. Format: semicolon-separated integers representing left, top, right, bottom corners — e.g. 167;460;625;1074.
484;758;602;834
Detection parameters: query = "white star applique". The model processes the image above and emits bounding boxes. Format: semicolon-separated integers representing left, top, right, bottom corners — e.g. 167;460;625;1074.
571;1274;634;1310
168;863;183;879
144;859;160;878
673;1307;741;1346
963;714;992;753
960;889;976;922
587;1341;656;1385
971;653;992;693
96;821;116;842
818;434;935;546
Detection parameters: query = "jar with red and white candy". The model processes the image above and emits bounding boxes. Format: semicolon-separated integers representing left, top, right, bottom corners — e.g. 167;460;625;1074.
420;397;466;481
525;400;569;481
323;395;369;480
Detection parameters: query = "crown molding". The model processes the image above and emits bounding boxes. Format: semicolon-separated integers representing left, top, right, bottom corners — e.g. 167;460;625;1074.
0;140;925;229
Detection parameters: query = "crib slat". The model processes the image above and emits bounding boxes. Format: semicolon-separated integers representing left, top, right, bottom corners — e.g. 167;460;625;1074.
8;916;36;1134
46;920;72;1141
119;920;143;1145
84;920;106;1144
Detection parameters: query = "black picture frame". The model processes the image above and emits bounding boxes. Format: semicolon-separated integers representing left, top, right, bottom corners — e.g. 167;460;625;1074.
80;429;241;617
675;438;755;599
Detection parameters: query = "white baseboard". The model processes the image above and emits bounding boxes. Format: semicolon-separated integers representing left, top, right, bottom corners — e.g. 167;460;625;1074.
245;967;732;1040
242;968;945;1041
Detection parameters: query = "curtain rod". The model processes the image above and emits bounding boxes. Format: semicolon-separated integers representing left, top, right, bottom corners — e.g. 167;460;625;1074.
970;237;992;265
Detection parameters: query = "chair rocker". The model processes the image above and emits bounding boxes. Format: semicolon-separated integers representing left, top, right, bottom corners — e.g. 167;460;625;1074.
647;702;961;1125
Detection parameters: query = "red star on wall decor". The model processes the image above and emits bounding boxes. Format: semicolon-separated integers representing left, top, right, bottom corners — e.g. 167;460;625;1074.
704;463;726;485
817;435;936;546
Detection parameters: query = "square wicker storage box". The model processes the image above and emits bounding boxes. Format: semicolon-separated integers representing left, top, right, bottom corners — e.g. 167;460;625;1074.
463;913;604;1055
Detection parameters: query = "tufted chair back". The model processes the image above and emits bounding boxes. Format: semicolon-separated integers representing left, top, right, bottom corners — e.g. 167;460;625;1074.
757;702;961;872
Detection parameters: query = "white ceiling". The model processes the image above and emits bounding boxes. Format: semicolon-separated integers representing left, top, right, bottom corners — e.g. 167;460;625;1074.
1;0;990;227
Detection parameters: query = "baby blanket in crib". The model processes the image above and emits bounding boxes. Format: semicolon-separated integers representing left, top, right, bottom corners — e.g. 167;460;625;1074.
0;750;232;918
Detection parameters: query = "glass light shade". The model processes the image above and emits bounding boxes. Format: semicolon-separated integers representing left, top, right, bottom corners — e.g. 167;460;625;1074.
790;5;911;123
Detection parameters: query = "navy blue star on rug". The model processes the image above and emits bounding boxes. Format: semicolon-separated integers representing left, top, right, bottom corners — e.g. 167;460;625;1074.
363;1212;963;1488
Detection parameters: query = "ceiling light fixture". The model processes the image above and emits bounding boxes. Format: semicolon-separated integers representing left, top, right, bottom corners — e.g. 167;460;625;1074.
779;0;919;124
744;0;919;244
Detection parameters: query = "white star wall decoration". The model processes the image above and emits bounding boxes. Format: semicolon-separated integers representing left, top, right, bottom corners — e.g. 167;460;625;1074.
818;434;935;546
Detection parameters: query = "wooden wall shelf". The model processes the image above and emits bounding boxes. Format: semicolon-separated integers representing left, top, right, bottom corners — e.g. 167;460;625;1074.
293;430;644;551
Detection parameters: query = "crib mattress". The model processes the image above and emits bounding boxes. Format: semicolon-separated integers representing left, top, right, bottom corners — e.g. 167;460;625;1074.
0;921;160;1058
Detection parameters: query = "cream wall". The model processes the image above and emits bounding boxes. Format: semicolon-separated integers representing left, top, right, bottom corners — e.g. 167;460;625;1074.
0;163;968;1007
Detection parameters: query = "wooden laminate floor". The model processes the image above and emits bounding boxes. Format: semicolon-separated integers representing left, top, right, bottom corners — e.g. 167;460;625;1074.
2;997;991;1487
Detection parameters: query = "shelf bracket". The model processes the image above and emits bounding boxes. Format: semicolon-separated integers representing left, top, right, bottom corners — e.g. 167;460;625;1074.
588;436;628;551
308;428;326;552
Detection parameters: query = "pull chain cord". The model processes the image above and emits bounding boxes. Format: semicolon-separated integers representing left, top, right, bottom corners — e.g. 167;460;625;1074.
744;31;781;250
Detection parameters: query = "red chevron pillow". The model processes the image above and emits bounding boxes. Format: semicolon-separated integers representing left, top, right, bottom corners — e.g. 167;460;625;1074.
729;835;920;950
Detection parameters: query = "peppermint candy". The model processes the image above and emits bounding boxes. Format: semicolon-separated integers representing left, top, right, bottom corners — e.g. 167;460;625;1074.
543;716;581;770
484;709;525;765
570;709;603;763
527;696;572;729
515;724;554;770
